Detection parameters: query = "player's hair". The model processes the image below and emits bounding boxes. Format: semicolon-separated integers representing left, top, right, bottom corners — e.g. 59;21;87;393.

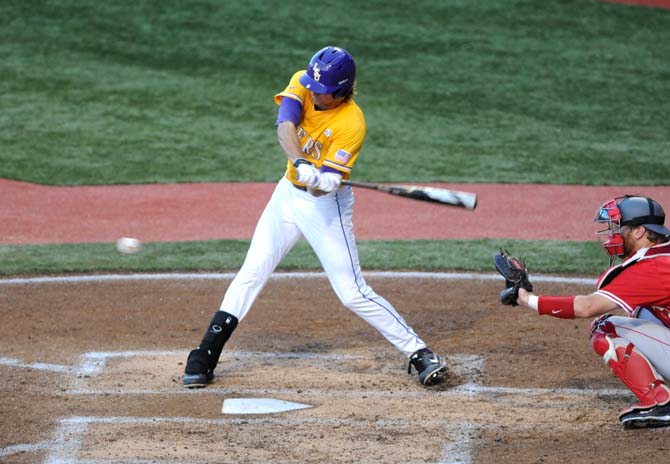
336;81;356;101
645;228;668;243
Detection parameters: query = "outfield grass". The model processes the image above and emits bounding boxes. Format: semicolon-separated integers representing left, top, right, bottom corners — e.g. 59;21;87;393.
1;0;668;186
0;239;605;276
1;1;666;276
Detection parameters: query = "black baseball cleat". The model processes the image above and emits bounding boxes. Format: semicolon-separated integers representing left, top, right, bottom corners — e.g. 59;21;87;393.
408;348;447;386
183;348;214;388
620;402;670;430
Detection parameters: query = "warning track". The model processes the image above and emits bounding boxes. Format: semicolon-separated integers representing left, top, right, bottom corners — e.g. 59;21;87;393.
2;178;669;244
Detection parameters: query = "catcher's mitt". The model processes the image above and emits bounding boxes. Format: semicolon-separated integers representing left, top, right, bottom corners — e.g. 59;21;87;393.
493;250;533;306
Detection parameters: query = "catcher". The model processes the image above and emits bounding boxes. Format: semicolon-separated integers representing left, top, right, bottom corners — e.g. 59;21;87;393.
494;195;670;430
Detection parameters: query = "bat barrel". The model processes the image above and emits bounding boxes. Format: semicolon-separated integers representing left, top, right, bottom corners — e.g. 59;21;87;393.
342;180;477;211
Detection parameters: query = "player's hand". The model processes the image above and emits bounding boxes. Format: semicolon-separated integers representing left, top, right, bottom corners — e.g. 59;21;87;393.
517;288;531;307
493;250;533;306
295;161;319;188
315;172;342;193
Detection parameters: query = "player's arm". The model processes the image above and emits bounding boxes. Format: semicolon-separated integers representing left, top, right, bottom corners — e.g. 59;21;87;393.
574;293;621;317
277;121;306;164
276;97;305;164
275;96;322;191
517;288;620;319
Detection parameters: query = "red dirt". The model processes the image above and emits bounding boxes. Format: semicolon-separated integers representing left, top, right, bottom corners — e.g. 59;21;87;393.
1;178;669;244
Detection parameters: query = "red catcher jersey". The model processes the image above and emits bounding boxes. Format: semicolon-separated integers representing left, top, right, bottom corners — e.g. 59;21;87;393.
596;242;670;326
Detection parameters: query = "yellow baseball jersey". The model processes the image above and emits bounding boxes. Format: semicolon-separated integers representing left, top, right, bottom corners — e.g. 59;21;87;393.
274;70;366;186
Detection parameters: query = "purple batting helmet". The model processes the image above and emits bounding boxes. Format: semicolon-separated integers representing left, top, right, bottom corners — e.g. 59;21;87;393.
299;46;356;97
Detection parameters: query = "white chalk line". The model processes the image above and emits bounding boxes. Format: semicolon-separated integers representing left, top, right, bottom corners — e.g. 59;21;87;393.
0;271;598;286
440;423;478;464
42;416;472;464
44;418;88;464
61;383;629;400
0;442;51;458
0;349;627;399
0;350;364;378
61;383;628;399
0;357;76;374
45;416;465;464
38;414;603;464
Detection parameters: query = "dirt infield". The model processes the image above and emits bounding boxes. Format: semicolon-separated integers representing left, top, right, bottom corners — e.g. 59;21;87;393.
2;273;670;463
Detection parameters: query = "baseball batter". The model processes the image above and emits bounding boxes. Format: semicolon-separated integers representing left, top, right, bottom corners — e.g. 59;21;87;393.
514;195;670;429
183;46;447;388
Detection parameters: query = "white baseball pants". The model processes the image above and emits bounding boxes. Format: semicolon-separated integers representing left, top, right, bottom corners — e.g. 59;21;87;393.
218;177;427;357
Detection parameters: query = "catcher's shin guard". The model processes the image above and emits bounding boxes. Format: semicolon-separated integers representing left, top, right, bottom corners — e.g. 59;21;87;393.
183;311;238;388
591;329;670;419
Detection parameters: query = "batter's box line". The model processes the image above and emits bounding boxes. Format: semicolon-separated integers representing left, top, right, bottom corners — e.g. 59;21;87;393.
65;350;483;391
0;349;365;378
67;349;372;392
0;349;479;382
64;384;631;401
0;350;629;399
62;350;628;401
41;415;605;464
42;416;479;464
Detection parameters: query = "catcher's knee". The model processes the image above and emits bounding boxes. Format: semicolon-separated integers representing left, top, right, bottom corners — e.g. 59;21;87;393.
591;314;628;365
591;330;619;365
590;314;618;363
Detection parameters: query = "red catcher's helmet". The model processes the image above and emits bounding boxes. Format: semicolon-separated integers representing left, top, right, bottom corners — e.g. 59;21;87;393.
299;46;356;98
594;195;670;260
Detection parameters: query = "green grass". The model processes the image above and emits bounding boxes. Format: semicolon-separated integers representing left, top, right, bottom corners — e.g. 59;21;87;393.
1;0;669;186
0;239;605;277
1;1;666;276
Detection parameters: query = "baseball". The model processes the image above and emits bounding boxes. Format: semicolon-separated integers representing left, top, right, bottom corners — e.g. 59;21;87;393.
116;237;142;255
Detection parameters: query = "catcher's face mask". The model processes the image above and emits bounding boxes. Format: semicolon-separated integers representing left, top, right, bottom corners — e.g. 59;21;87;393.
594;198;625;259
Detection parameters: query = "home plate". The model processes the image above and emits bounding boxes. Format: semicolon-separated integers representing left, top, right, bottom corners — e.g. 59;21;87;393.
222;398;313;414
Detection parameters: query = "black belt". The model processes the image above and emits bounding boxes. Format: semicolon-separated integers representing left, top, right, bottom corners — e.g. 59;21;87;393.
291;183;307;192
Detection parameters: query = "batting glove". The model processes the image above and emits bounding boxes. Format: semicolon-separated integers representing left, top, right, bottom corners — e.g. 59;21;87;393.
315;172;342;193
294;160;319;188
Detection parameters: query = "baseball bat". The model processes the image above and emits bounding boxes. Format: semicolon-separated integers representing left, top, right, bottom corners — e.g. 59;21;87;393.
341;180;478;211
